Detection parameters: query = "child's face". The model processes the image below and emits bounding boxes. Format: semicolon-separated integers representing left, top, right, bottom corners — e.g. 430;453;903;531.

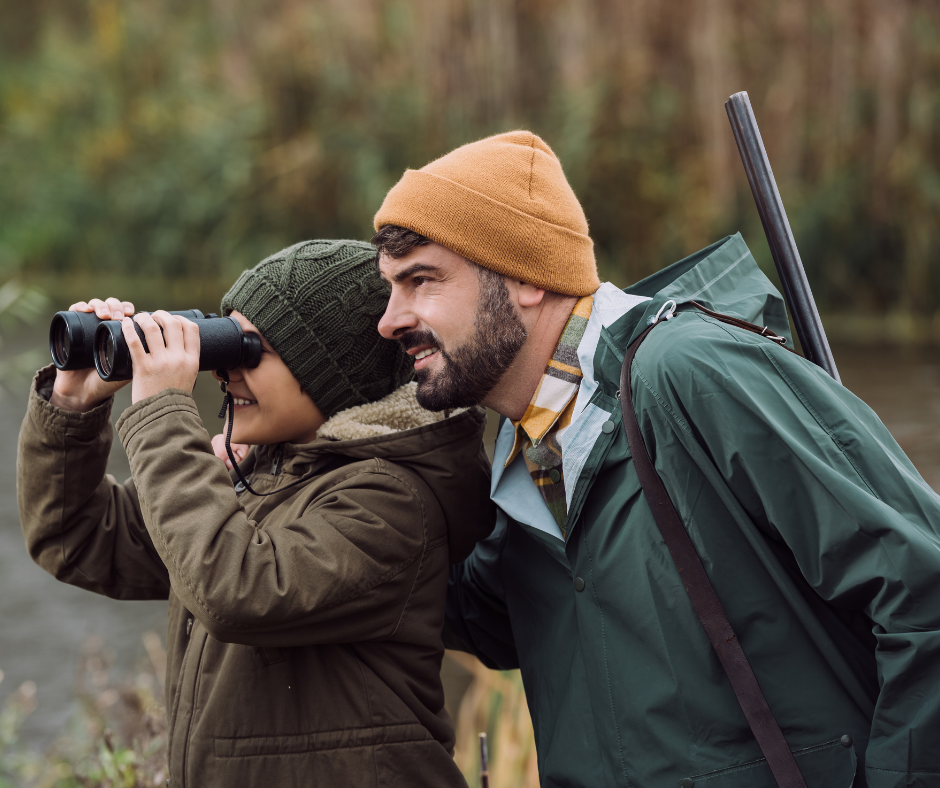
211;311;326;446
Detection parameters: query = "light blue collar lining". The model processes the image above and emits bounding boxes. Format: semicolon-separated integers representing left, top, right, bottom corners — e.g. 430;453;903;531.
491;284;650;542
572;283;651;421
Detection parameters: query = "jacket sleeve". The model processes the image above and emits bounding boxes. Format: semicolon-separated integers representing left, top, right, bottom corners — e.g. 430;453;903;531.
638;315;940;788
444;510;520;670
117;389;436;648
16;367;170;600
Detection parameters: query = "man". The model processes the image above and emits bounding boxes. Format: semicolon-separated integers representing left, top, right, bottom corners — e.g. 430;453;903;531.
372;131;940;788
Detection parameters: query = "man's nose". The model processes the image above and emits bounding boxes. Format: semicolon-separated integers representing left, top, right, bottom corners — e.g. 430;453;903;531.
378;289;418;340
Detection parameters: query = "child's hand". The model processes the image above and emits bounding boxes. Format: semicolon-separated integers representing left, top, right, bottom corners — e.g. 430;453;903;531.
126;311;201;403
51;298;135;412
211;433;250;469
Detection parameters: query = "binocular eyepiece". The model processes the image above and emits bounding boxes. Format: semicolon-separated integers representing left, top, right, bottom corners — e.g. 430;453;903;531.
49;309;262;381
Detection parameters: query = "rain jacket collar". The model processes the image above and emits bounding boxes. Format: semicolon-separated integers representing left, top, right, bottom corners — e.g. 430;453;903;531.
491;232;787;544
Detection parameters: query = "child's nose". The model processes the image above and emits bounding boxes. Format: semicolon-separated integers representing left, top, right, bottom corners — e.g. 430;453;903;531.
212;367;245;383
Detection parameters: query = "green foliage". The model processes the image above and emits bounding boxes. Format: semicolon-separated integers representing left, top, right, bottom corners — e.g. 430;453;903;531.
0;280;49;391
0;638;167;788
0;281;47;333
0;1;266;282
0;640;528;788
0;0;939;315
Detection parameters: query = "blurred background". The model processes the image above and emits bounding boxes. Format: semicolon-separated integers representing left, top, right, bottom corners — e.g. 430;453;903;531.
0;0;938;785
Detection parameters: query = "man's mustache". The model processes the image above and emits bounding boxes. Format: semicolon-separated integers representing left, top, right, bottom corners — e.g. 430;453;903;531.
397;330;444;354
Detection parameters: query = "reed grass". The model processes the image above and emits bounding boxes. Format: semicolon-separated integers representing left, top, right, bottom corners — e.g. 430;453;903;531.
449;652;540;788
1;0;938;316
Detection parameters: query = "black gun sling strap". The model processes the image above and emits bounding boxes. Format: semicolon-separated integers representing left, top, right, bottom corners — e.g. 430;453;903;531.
618;315;808;788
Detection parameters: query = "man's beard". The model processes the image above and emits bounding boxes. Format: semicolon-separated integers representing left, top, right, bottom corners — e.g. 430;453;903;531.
399;276;527;411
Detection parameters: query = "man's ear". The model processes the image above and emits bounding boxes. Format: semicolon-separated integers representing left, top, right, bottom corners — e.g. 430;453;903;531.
517;282;546;308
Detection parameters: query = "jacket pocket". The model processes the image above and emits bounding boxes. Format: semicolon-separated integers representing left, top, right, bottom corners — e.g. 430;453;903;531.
681;738;857;788
258;647;286;666
213;722;430;758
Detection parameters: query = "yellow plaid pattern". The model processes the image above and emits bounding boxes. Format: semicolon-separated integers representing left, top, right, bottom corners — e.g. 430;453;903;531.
507;295;594;534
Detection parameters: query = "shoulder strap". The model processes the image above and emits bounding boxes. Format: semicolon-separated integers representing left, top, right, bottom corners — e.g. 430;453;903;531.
619;320;808;788
689;301;800;355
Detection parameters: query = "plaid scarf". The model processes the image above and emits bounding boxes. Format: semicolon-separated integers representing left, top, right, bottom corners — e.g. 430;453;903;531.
506;295;594;535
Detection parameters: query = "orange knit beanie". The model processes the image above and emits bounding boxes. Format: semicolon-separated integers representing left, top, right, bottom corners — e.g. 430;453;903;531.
373;131;600;297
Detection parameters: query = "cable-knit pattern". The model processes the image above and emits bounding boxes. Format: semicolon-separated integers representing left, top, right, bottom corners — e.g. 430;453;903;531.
221;240;413;418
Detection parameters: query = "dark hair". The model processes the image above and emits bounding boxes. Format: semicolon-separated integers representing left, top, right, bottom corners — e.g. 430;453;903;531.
371;224;506;293
372;224;570;307
371;225;431;259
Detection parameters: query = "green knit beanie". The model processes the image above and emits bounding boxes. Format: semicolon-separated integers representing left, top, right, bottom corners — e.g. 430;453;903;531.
221;239;413;419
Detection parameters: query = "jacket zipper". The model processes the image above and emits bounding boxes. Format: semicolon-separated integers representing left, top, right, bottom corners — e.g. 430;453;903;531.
178;622;207;788
271;445;283;476
166;616;195;785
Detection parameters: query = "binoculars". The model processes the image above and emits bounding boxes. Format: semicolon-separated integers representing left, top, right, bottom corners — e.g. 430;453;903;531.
49;309;262;382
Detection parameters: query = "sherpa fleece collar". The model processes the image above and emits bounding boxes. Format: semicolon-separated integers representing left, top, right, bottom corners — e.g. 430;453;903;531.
317;382;465;442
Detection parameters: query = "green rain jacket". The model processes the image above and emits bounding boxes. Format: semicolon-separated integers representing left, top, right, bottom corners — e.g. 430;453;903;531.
446;233;940;788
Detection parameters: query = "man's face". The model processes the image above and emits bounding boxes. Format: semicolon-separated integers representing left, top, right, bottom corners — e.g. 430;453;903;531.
377;243;526;410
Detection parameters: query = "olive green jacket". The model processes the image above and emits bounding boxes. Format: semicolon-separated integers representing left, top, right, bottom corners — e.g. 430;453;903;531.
18;376;493;788
447;234;940;788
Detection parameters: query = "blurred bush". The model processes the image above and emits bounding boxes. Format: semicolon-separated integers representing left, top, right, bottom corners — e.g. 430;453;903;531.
0;634;167;788
449;651;539;788
0;639;533;788
0;0;938;315
0;280;48;392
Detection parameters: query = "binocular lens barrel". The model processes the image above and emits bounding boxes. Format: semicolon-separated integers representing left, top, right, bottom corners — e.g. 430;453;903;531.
93;315;262;382
50;309;204;370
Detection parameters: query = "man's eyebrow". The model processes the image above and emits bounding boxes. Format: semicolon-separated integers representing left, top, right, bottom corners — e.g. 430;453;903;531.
391;263;440;283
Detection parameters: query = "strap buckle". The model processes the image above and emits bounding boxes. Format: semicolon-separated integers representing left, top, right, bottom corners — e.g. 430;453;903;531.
647;300;678;326
760;326;788;345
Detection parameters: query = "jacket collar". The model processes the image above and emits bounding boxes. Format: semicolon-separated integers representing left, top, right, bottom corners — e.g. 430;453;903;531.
572;284;651;423
617;232;791;349
491;284;649;543
491;232;788;545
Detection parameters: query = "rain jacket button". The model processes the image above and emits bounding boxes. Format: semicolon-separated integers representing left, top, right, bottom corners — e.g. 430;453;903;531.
549;469;561;483
679;779;694;788
234;481;246;493
601;420;615;434
573;577;585;592
840;734;854;747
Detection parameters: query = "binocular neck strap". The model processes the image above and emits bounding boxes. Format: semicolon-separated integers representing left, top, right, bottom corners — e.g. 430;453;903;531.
216;370;320;498
217;371;256;493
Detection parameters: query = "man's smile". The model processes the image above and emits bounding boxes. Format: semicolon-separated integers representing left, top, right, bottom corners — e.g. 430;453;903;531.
400;331;445;371
411;346;440;369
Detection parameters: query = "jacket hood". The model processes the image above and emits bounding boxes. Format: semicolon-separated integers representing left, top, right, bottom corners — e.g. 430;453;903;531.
620;232;791;346
252;383;493;563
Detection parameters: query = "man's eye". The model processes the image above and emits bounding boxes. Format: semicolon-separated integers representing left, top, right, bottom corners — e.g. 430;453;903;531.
413;277;428;286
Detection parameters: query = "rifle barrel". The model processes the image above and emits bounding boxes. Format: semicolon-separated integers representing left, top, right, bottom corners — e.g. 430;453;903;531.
725;91;841;383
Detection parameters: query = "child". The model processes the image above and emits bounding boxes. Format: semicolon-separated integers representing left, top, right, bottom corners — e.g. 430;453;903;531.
17;240;493;787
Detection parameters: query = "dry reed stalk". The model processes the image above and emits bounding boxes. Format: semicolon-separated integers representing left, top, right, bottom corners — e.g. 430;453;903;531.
3;0;939;317
449;650;540;788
